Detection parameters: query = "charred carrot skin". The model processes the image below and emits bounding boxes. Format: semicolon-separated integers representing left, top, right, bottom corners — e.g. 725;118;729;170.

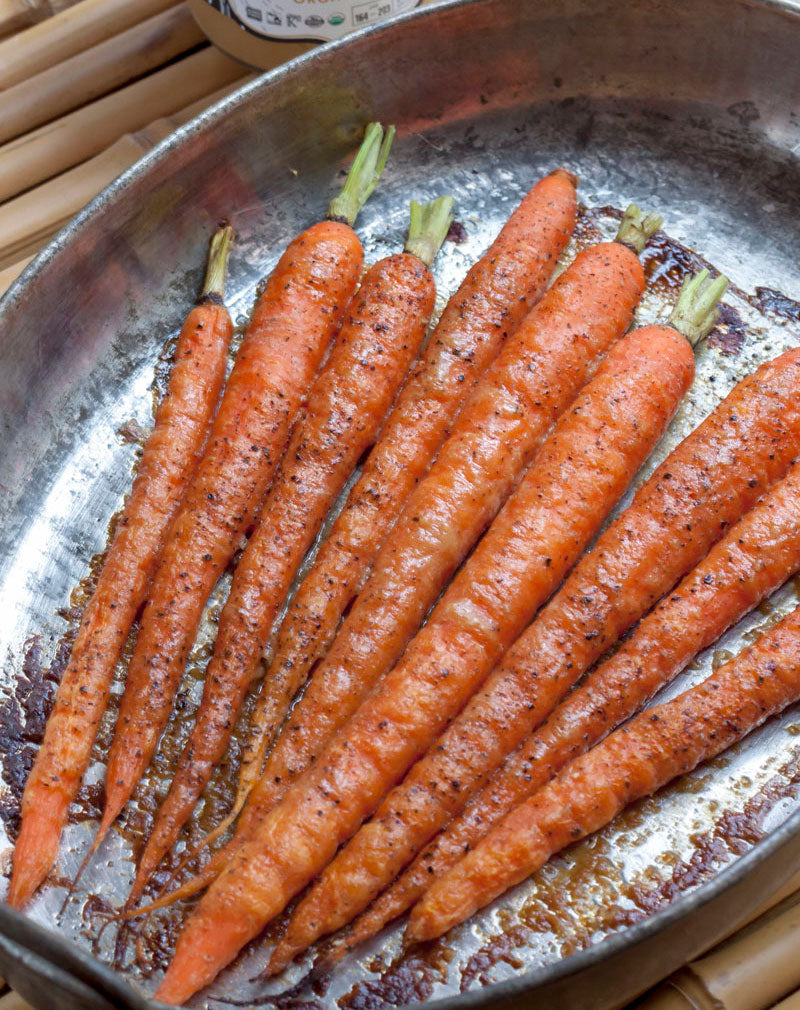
271;345;800;968
93;221;363;854
154;322;693;1006
244;170;578;772
341;455;800;952
7;232;235;910
125;250;437;906
230;237;640;835
408;602;800;944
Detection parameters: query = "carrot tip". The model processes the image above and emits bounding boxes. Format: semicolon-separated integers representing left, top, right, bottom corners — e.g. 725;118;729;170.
327;122;395;227
668;269;729;346
201;224;235;300
405;196;455;267
615;203;663;254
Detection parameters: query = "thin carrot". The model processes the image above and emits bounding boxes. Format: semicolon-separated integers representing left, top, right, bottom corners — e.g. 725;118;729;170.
263;273;729;978
6;226;235;910
263;288;800;980
335;454;800;959
139;168;581;905
76;124;393;881
225;170;580;830
123;196;453;908
407;600;800;944
151;199;648;913
154;274;703;1005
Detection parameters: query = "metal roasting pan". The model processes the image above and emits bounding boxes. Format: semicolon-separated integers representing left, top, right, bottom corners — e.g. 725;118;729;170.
2;0;800;1007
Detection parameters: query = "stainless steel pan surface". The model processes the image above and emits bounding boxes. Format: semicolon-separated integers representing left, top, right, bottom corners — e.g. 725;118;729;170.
1;1;800;1008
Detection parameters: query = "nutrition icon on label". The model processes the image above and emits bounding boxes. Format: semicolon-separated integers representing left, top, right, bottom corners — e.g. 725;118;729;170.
223;0;419;41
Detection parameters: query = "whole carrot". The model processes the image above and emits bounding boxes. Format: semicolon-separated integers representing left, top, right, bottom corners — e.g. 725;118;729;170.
77;124;392;879
151;200;647;910
263;284;800;980
263;273;728;977
407;601;800;945
7;226;235;910
154;274;701;1005
123;196;453;908
335;455;800;959
226;169;580;829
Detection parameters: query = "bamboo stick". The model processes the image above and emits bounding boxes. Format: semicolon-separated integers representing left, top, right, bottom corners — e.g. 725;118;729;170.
0;3;205;145
0;74;255;269
635;883;800;1010
0;0;78;39
774;990;800;1010
0;127;171;268
0;991;30;1010
0;255;33;295
0;0;181;87
0;46;247;204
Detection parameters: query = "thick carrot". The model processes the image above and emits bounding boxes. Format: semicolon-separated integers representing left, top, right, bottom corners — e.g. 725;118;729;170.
154;290;699;1004
123;197;453;908
264;275;730;976
6;227;235;910
78;124;393;877
228;169;579;821
407;601;800;944
151;200;646;911
336;455;800;958
262;287;800;980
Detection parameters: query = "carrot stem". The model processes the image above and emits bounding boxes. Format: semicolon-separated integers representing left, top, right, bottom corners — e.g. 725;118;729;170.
200;223;234;300
614;203;662;254
404;195;455;267
668;268;729;346
326;122;395;227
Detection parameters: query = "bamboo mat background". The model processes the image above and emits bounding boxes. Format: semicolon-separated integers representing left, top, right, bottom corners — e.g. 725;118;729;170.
1;2;800;1009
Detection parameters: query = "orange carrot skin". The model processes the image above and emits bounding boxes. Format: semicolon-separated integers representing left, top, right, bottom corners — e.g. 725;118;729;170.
265;324;694;973
7;296;233;910
126;253;435;904
272;348;800;964
154;324;692;1005
343;455;800;949
254;170;578;765
232;239;641;843
98;222;363;842
408;601;800;943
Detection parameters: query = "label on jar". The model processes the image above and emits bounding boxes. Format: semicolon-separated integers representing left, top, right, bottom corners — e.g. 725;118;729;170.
200;0;422;42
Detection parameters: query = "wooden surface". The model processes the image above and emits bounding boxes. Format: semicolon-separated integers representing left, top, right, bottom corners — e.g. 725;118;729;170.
1;3;799;1010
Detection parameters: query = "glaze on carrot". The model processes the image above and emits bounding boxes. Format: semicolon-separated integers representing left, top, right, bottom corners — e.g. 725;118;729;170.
78;124;393;878
7;226;235;909
265;275;731;977
407;601;800;944
152;201;649;911
154;282;699;1004
335;455;800;957
123;197;453;907
229;170;579;820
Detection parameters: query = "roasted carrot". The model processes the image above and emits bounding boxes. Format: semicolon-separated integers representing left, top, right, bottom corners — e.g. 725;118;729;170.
123;196;453;908
77;124;392;879
226;169;579;828
150;199;648;911
263;273;730;977
407;600;800;944
334;455;800;958
261;285;800;979
6;226;235;910
154;273;705;1005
